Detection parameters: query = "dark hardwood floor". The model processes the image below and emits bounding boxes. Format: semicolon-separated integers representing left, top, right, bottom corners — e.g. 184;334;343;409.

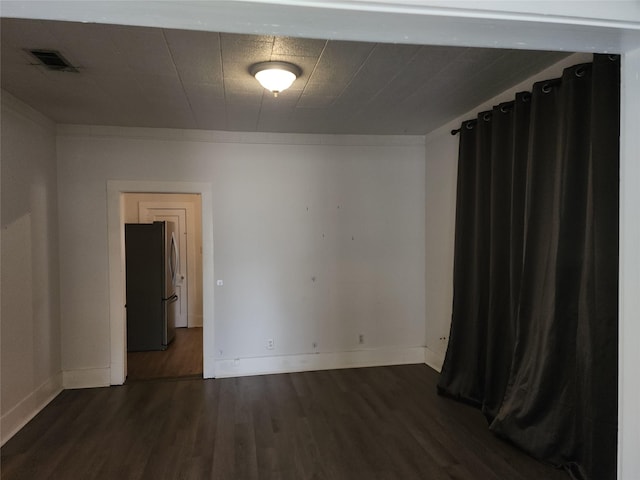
0;364;569;480
127;327;203;381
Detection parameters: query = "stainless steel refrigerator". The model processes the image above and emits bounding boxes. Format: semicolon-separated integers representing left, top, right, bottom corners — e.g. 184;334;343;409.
125;221;178;351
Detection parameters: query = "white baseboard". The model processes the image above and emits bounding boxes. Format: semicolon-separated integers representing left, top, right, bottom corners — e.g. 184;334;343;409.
1;372;63;446
214;346;426;378
110;360;125;386
189;314;203;328
425;347;444;373
204;354;216;379
62;367;111;389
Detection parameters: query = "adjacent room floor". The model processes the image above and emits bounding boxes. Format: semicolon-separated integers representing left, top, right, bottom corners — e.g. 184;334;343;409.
0;364;568;480
126;326;203;382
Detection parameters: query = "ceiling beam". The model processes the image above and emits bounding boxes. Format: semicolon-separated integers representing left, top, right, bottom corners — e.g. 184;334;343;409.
1;1;639;53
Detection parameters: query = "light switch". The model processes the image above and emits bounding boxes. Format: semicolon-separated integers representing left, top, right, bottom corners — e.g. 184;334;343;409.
216;280;224;286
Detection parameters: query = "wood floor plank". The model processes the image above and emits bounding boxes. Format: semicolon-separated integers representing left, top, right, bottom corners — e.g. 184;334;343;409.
1;365;570;480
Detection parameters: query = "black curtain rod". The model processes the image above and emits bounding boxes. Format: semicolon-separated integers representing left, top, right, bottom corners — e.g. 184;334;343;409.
448;58;610;138
449;56;618;139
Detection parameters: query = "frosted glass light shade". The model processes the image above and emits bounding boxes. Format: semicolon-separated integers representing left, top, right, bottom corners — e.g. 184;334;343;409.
250;61;302;96
255;69;296;93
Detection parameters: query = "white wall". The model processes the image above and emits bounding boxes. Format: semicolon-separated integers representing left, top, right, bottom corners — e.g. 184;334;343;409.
0;91;62;445
423;53;592;370
56;127;427;382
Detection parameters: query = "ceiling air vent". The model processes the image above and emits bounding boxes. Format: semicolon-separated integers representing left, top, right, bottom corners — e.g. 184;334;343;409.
27;49;78;72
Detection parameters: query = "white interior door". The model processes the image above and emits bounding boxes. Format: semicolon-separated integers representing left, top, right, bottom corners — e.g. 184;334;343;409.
139;207;189;328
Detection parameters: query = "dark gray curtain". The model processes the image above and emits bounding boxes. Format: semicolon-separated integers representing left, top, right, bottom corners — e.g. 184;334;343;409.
437;54;619;480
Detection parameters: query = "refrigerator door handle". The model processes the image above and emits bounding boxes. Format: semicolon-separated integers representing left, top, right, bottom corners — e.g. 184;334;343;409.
163;293;179;303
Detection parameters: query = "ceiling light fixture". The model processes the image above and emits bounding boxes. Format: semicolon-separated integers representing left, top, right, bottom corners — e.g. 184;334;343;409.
250;61;302;97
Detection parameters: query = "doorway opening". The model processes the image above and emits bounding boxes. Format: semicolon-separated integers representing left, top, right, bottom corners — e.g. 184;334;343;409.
122;192;204;381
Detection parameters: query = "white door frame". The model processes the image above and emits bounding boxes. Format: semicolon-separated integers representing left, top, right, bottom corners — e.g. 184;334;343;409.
107;180;215;384
139;204;194;327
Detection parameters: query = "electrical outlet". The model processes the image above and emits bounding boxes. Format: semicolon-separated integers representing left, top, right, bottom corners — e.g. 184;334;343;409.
267;339;275;350
358;334;364;344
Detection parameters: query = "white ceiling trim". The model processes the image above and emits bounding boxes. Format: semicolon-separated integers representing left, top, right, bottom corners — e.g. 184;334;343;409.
57;124;426;146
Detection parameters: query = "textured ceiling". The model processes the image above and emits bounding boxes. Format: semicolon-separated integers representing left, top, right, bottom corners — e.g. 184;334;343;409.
0;18;571;135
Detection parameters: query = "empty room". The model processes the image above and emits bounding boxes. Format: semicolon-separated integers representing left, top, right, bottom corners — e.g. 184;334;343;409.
2;2;640;480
